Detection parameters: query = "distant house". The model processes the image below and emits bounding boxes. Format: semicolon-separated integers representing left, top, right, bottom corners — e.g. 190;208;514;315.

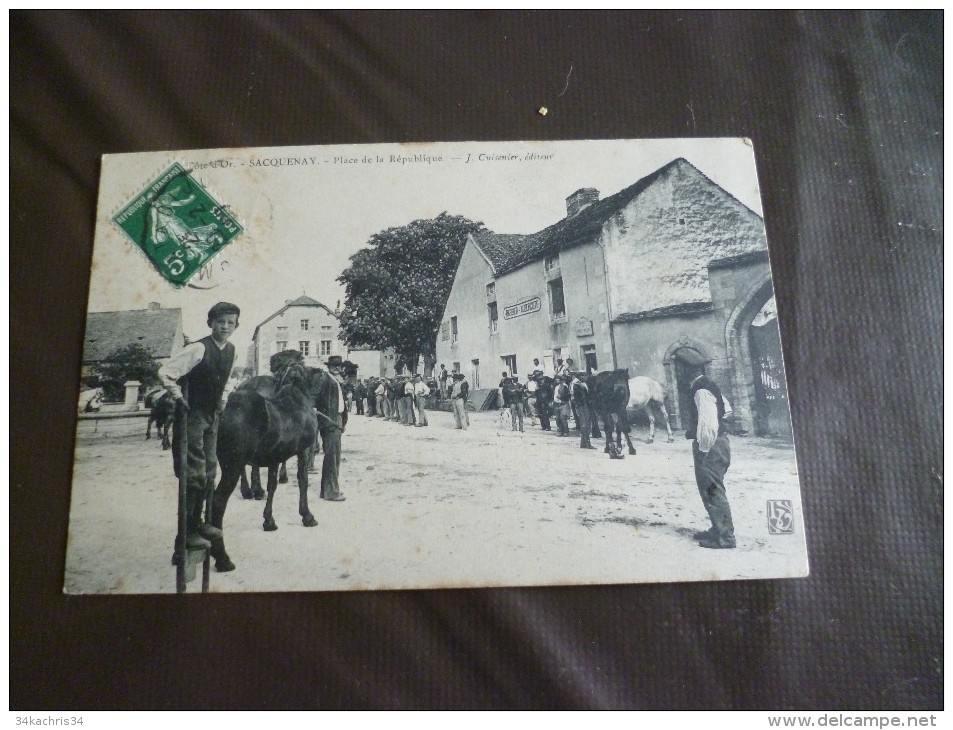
436;158;789;436
82;302;184;379
250;294;345;375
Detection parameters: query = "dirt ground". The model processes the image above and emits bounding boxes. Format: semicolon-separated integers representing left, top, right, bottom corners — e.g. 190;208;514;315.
64;407;808;594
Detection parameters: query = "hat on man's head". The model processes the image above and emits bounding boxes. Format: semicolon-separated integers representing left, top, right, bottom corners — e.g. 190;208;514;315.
207;301;240;325
326;355;344;368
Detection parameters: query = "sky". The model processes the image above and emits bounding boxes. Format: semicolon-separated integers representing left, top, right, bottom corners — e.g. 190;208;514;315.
88;138;765;359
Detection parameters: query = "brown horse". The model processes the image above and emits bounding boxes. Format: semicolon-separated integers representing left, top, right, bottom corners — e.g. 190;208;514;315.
209;363;333;573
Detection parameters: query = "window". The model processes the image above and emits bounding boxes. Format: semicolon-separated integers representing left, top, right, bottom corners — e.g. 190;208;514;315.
545;253;560;271
277;326;288;337
581;344;597;373
299;341;310;356
320;340;332;356
501;355;517;376
451;316;458;344
276;340;288;351
488;302;498;333
321;325;332;331
548;277;566;319
486;282;496;299
300;319;309;330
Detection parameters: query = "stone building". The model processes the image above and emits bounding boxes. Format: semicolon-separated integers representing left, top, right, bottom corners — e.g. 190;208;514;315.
82;302;184;379
250;294;345;375
436;158;790;436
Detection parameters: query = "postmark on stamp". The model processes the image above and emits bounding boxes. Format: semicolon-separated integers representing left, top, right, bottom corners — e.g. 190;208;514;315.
112;162;243;288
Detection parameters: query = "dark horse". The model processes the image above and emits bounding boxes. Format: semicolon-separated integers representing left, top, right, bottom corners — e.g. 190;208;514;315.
145;389;174;449
584;369;637;457
236;349;305;497
208;363;333;573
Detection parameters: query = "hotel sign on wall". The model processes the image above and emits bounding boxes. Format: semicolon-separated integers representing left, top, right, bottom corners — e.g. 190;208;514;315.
503;297;541;320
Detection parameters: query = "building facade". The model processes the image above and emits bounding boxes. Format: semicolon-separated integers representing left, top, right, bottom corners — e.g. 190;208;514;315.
250;295;344;374
436;158;790;436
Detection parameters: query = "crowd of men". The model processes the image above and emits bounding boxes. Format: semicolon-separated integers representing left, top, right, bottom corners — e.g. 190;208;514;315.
343;356;597;447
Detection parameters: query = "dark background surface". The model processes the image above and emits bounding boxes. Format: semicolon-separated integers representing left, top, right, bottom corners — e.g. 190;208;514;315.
11;11;943;709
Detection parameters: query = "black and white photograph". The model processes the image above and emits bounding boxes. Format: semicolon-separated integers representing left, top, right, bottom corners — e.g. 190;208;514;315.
66;138;807;594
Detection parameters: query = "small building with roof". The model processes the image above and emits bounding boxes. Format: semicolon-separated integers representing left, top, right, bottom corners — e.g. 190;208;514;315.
82;302;184;378
250;294;346;375
436;158;790;436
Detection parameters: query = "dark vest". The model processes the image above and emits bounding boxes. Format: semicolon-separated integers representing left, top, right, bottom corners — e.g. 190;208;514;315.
184;336;235;414
684;376;726;440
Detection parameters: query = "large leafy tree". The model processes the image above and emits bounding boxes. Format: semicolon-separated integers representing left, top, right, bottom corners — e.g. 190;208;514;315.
93;342;161;401
337;212;486;374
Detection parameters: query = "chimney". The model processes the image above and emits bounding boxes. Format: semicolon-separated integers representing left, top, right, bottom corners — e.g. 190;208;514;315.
147;302;160;311
566;188;599;218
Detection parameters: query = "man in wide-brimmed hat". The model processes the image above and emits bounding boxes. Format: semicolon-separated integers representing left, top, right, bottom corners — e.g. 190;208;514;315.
317;355;347;502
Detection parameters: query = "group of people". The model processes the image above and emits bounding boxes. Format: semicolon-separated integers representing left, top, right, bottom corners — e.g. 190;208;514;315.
494;357;596;449
345;369;472;430
158;303;736;560
348;373;432;427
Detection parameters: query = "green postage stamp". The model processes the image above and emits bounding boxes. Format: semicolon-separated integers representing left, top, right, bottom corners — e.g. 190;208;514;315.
112;162;243;287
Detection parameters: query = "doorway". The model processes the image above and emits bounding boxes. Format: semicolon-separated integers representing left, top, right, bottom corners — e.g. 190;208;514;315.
471;359;480;389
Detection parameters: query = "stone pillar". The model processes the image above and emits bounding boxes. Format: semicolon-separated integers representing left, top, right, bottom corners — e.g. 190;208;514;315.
123;380;141;411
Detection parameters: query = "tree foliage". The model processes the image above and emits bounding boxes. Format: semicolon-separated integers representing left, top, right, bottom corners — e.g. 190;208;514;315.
94;343;161;400
337;212;486;370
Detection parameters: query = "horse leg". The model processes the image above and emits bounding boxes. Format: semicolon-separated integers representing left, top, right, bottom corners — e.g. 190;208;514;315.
239;466;252;500
146;415;152;441
278;461;289;484
298;449;317;527
262;465;279;531
251;466;265;500
647;408;656;444
621;411;637;455
209;462;242;573
657;401;674;443
161;420;171;450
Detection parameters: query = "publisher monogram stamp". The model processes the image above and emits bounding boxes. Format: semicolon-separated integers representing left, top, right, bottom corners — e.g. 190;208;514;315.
767;500;795;534
113;163;242;288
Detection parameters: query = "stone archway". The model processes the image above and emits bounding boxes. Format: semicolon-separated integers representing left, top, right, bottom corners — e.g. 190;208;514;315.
662;337;713;429
724;273;782;436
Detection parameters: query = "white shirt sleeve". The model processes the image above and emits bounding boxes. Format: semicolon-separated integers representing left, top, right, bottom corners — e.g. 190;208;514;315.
157;342;206;400
694;389;719;453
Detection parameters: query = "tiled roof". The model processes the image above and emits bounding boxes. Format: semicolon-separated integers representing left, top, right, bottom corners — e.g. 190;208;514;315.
83;307;182;362
612;302;714;323
708;249;770;269
472;159;690;275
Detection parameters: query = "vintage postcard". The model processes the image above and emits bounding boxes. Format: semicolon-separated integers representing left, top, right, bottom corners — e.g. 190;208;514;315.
66;138;807;594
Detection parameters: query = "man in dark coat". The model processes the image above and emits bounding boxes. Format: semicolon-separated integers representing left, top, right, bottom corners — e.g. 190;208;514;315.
571;373;596;449
317;355;347;502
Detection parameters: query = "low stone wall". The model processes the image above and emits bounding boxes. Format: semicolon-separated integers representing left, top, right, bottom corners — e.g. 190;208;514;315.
76;411;152;440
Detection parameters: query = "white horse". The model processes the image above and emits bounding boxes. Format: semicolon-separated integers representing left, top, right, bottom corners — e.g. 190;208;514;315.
627;376;674;443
